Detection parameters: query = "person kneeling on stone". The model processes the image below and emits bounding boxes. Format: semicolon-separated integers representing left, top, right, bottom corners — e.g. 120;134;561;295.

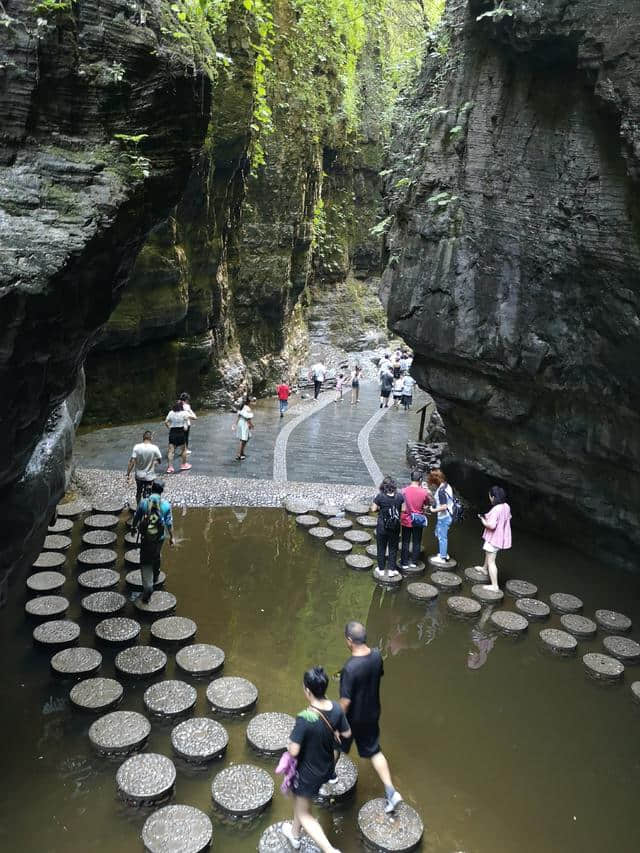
280;666;350;852
477;485;512;591
132;479;174;603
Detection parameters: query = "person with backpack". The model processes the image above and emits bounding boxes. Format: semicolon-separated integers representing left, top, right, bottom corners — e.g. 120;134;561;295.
370;476;404;579
477;485;512;590
427;469;459;564
132;479;174;603
400;470;432;569
278;666;350;852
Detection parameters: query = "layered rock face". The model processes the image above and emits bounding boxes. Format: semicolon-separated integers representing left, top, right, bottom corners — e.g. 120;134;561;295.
384;0;640;568
0;0;211;593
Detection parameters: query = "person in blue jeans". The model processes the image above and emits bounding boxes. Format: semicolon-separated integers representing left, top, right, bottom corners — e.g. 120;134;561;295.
427;469;453;564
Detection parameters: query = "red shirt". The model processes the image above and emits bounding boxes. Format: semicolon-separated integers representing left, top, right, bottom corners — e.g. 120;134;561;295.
277;384;290;401
401;484;430;527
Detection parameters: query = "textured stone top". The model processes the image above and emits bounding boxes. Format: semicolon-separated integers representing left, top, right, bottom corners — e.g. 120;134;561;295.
43;534;72;552
142;804;213;853
48;518;74;534
89;710;151;754
27;571;66;593
70;677;123;711
144;680;198;717
115;645;168;677
246;712;295;755
206;676;258;714
595;609;632;632
82;530;118;547
171;717;229;761
95;617;141;645
81;591;126;615
176;643;225;677
357;798;423;852
150;616;197;643
116;753;176;802
78;568;120;590
51;646;102;676
33;619;79;646
211;764;274;815
32;551;66;569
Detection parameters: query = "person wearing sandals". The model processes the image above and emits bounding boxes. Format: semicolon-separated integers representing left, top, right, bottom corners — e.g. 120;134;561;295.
164;401;191;474
477;485;512;590
233;396;254;461
281;666;350;852
400;470;431;569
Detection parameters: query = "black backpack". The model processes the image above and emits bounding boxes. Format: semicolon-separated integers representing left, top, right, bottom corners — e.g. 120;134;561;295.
439;485;464;524
140;497;165;542
382;500;401;532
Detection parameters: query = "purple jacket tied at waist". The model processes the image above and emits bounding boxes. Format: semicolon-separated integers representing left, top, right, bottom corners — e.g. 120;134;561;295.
275;750;298;794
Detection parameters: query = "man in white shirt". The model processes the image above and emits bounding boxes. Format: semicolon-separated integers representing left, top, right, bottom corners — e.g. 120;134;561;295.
127;430;162;504
378;353;391;380
310;361;327;400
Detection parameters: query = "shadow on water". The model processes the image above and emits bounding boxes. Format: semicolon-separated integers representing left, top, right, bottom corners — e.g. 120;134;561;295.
1;507;640;852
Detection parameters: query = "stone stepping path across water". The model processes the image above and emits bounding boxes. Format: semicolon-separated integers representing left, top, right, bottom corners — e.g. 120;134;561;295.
134;592;177;615
373;568;402;587
33;619;79;647
366;544;379;557
81;591;126;616
246;712;294;756
505;579;538;599
357;515;378;528
631;682;640;703
144;680;197;718
516;598;549;620
171;718;228;763
117;753;176;805
603;636;640;663
358;798;424;853
325;539;352;554
211;764;274;816
549;593;583;614
308;526;333;540
125;569;166;589
92;499;125;515
316;754;358;803
77;548;117;568
346;554;374;571
206;676;258;715
142;804;213;853
491;611;528;635
32;551;66;569
296;514;320;528
430;571;462;591
397;561;425;575
327;517;352;531
259;822;320;853
84;513;120;530
428;556;457;569
124;548;141;565
176;643;225;677
407;582;438;602
471;584;503;604
560;614;597;638
27;571;65;594
89;710;150;755
78;569;120;590
57;500;89;518
82;530;117;547
285;499;316;515
51;647;102;677
583;652;625;682
344;529;372;544
115;645;167;678
70;677;123;712
48;518;74;534
345;502;370;515
96;617;141;645
595;609;632;633
317;505;341;518
43;534;72;552
26;595;69;620
447;596;481;617
124;531;140;545
464;566;489;584
151;616;197;644
539;629;577;656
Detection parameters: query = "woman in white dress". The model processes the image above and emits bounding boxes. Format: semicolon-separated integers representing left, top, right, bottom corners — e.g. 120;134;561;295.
233;396;254;461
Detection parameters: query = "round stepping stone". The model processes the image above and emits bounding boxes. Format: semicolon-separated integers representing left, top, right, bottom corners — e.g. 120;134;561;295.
464;566;489;584
259;822;321;853
125;569;166;589
82;529;117;547
176;643;225;677
142;804;212;853
316;753;358;803
81;590;126;615
144;680;197;718
96;617;141;645
603;635;640;663
134;591;177;615
358;798;423;852
327;517;353;531
595;609;632;633
285;499;316;515
366;544;378;557
115;645;167;678
89;710;151;755
560;614;597;638
428;556;457;569
48;517;74;534
345;502;370;515
26;595;69;620
57;500;88;518
397;561;425;575
373;568;402;587
211;764;274;816
43;534;72;551
33;619;79;647
317;505;341;518
151;616;197;644
325;539;352;554
357;515;378;528
407;582;438;602
430;571;462;591
345;554;374;571
124;531;140;545
77;548;117;568
247;712;294;755
539;628;577;655
516;598;550;620
308;526;332;540
92;499;125;515
78;568;120;590
296;514;320;528
550;593;583;614
491;610;528;634
70;677;123;711
171;717;229;763
117;753;176;805
84;513;119;530
447;595;481;617
51;646;102;677
583;652;625;682
27;571;65;594
471;584;504;604
344;529;372;544
32;550;66;569
505;579;538;599
206;676;258;715
631;682;640;703
125;548;141;565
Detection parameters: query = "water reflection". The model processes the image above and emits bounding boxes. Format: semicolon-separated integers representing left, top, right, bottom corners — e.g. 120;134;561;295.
466;607;496;671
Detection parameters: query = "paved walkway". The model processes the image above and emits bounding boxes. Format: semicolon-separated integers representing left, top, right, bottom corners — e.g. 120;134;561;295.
75;383;428;489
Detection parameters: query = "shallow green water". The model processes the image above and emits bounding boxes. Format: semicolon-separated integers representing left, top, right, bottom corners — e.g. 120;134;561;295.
1;508;640;852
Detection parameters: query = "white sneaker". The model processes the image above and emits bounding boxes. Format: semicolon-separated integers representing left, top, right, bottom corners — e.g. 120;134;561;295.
385;791;403;813
401;564;409;570
409;562;418;568
281;822;301;850
431;555;447;565
186;449;192;455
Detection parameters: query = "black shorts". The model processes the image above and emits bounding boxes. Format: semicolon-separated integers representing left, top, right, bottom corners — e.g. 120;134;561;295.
292;770;330;799
350;721;380;758
380;389;391;399
168;428;185;447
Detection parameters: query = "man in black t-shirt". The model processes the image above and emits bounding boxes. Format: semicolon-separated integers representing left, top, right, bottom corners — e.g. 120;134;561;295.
339;620;403;814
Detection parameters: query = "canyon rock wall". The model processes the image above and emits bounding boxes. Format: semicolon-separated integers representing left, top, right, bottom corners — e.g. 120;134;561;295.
384;0;640;568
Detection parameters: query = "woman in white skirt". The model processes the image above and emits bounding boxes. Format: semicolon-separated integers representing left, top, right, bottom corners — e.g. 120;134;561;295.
233;397;254;461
